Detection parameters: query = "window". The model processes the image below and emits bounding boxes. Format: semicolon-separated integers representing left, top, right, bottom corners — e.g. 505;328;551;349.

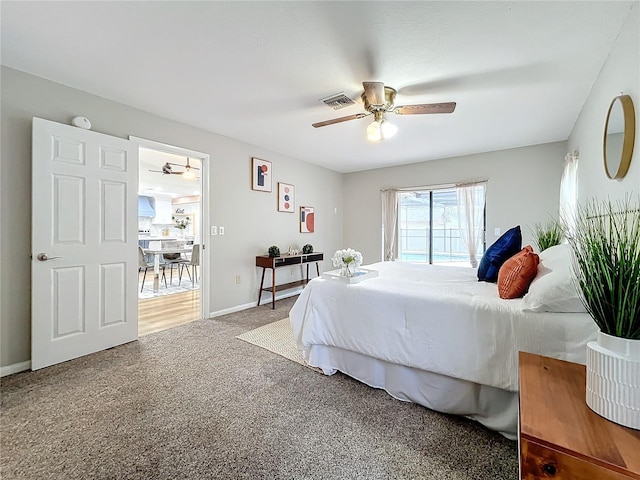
559;152;578;236
397;185;486;266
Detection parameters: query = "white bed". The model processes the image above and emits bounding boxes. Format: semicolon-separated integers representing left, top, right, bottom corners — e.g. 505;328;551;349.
289;260;598;438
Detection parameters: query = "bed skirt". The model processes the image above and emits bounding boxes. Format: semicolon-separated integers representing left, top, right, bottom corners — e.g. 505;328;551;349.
307;344;519;440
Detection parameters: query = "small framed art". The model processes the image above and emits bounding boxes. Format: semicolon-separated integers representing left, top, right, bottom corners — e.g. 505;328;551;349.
277;183;295;212
300;206;315;233
252;157;272;192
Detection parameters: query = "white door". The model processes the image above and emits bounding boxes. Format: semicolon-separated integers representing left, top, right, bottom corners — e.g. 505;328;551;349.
31;117;138;370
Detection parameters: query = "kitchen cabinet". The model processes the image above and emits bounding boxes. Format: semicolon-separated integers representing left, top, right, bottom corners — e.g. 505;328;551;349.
152;196;173;225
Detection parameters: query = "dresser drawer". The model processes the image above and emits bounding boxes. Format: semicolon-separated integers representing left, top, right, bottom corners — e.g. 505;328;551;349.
521;439;636;480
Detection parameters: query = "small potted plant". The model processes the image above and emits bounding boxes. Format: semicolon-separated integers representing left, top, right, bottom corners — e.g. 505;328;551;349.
566;196;640;429
268;245;280;258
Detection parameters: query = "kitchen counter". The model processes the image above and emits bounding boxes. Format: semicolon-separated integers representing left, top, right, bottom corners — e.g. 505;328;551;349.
138;236;177;241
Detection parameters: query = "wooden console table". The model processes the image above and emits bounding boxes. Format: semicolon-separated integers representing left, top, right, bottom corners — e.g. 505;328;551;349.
256;252;323;309
519;352;640;480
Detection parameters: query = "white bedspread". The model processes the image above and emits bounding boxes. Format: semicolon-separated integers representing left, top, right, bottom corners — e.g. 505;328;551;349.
290;261;598;392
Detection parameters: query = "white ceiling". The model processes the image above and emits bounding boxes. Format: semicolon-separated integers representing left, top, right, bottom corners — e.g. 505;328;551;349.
138;148;201;198
1;1;634;173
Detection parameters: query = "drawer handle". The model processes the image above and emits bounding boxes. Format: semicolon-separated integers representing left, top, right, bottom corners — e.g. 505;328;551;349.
542;463;557;476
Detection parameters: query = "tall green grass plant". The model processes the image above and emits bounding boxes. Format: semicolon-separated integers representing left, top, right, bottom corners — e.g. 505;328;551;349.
531;219;563;251
566;197;640;340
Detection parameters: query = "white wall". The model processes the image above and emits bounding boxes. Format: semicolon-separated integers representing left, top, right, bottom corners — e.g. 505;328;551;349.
568;3;639;202
343;142;567;264
0;66;343;369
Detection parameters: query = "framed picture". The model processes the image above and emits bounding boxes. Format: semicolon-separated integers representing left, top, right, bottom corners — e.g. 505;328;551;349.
251;157;272;192
277;182;295;212
300;206;315;233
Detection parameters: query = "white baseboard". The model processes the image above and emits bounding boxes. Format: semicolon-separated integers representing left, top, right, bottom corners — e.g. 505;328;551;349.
209;301;256;318
208;288;302;319
3;292;303;374
1;360;31;377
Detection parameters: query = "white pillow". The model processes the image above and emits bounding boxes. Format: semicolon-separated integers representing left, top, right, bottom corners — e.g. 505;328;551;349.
521;244;587;313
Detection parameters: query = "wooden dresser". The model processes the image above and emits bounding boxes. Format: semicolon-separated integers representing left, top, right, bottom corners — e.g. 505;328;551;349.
519;352;640;480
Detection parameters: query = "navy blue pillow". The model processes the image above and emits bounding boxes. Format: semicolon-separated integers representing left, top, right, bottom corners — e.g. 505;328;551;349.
477;226;522;282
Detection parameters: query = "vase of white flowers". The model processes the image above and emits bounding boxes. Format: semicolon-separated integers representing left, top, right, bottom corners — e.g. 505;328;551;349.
173;216;190;239
332;248;363;277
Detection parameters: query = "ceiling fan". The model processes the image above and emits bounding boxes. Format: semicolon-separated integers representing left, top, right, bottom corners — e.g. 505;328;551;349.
148;158;200;179
312;81;456;142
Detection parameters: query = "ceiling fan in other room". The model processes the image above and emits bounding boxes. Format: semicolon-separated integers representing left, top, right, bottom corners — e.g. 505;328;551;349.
148;158;200;180
312;81;456;142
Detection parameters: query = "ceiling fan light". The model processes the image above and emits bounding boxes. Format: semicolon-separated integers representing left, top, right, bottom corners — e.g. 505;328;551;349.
366;120;383;142
367;115;397;142
182;168;196;180
380;119;397;139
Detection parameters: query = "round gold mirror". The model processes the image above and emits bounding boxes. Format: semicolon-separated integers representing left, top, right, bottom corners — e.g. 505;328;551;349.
603;94;635;180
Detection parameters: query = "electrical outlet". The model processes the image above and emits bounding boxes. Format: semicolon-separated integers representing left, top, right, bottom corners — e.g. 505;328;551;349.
235;275;241;284
219;226;225;235
494;228;501;236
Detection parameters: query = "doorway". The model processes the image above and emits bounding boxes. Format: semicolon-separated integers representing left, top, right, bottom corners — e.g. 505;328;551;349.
130;137;210;336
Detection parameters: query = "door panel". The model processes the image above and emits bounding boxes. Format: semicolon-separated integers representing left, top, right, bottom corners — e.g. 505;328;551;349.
53;175;85;243
101;180;127;242
100;262;127;327
32;117;138;370
53;266;85;337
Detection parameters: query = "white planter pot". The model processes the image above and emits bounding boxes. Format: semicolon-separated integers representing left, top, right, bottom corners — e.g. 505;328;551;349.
586;331;640;430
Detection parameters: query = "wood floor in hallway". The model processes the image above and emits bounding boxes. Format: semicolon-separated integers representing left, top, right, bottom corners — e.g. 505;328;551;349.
138;290;200;336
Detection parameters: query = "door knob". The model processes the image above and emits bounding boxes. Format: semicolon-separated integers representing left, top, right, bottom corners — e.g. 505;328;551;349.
36;253;62;261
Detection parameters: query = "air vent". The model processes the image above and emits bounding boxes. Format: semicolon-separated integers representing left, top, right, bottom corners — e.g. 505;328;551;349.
320;93;355;110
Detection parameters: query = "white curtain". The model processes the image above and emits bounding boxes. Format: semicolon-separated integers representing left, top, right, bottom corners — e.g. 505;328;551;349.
456;182;486;268
559;151;579;236
381;189;399;261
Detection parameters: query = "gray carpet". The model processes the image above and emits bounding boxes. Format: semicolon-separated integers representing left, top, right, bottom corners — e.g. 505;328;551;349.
0;296;518;480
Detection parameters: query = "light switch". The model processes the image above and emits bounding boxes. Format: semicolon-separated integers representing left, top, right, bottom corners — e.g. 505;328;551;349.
211;226;217;236
219;226;225;235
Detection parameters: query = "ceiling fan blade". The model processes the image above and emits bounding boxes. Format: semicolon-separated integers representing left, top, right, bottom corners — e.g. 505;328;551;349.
362;82;385;107
312;113;368;128
393;102;456;115
168;161;200;170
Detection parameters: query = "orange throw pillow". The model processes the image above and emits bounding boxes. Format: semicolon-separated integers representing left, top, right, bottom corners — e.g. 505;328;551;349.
498;245;540;299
